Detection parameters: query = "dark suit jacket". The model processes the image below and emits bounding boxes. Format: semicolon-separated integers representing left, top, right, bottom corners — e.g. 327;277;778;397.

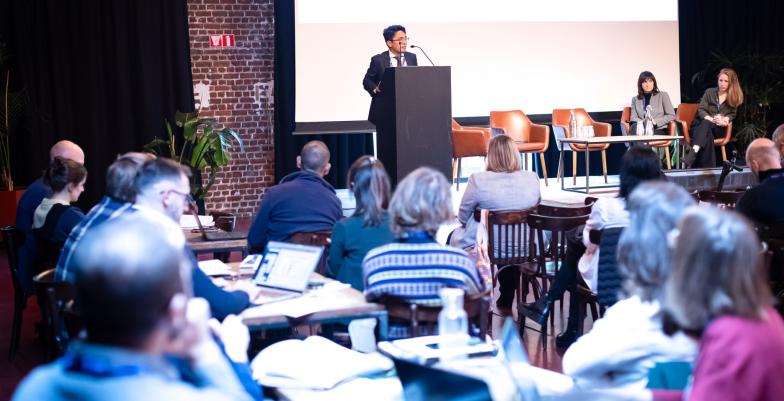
362;51;418;123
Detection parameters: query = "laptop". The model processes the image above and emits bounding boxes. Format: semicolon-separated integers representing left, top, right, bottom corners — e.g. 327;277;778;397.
251;241;323;304
393;358;493;401
191;209;248;241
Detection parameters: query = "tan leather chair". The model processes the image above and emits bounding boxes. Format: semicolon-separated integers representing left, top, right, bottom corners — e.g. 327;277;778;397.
552;109;610;185
489;110;550;186
451;120;490;190
620;106;677;170
671;103;733;163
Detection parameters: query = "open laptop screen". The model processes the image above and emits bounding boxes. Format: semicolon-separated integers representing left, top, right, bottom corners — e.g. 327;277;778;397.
252;241;323;291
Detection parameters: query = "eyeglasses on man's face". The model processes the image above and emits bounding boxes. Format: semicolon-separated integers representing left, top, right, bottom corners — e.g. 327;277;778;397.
161;189;193;206
389;36;409;44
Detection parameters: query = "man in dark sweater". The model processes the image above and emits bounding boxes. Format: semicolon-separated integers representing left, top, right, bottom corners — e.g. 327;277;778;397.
248;141;343;253
736;138;784;225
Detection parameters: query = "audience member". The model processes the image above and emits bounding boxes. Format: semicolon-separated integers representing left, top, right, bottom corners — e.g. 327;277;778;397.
736;138;784;224
448;135;540;314
55;152;155;281
561;182;697;391
32;157;87;268
15;140;84;294
12;214;254;401
772;123;784;161
363;167;484;338
521;146;663;348
682;68;743;168
248;140;343;253
134;158;251;320
328;156;394;290
654;207;784;401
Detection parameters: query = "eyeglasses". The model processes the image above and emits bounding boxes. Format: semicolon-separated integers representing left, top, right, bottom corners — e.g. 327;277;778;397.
390;36;409;43
161;189;193;206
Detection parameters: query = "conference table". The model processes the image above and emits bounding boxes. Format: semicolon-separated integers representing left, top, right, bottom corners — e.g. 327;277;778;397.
558;134;684;194
213;263;389;340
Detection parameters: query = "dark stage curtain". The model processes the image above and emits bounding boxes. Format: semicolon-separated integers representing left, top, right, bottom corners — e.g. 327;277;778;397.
5;0;195;209
274;0;374;188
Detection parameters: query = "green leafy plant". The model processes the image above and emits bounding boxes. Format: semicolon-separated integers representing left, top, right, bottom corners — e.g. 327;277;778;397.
688;51;784;156
0;40;27;191
144;110;244;200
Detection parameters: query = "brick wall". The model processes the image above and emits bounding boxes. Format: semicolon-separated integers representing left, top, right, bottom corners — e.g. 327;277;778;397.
187;0;275;217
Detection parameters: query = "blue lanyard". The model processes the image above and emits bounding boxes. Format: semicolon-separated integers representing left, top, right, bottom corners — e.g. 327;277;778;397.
63;353;150;378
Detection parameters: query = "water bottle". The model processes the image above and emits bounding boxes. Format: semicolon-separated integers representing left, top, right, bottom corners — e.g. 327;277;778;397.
569;109;579;138
438;288;469;361
644;105;654;136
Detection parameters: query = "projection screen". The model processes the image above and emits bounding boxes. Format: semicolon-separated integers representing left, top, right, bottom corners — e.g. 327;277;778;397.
294;0;680;132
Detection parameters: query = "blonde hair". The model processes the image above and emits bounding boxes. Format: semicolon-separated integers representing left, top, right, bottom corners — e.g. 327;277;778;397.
719;68;744;108
388;167;452;238
486;135;520;173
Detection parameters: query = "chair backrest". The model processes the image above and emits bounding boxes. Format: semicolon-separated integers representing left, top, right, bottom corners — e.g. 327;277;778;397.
486;208;537;268
452;126;489;159
287;231;332;275
696;189;746;208
33;269;78;360
489;110;532;143
376;289;491;338
536;202;593;217
676;103;699;127
527;213;590;279
44;282;79;358
2;226;24;295
596;227;626;307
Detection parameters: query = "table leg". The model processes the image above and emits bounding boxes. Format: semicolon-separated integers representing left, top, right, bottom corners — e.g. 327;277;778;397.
585;148;591;193
559;148;565;191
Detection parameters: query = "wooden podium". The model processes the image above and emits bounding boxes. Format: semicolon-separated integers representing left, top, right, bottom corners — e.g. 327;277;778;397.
370;66;452;185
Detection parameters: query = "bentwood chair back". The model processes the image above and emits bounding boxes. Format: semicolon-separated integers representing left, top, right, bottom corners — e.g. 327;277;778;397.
33;269;78;360
485;208;538;308
489;110;550;185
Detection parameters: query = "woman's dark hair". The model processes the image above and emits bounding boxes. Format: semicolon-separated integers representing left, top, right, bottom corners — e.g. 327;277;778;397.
348;155;391;227
43;157;87;192
636;70;660;99
618;146;663;198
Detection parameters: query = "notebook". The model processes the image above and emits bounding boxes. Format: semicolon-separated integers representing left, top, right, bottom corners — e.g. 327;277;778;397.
191;208;247;241
251;241;323;304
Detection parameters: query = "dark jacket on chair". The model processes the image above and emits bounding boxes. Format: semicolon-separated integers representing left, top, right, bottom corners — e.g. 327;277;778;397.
596;227;625;307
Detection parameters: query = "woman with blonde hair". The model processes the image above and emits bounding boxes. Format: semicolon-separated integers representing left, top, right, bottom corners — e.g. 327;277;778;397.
654;207;784;401
449;134;540;314
683;67;744;168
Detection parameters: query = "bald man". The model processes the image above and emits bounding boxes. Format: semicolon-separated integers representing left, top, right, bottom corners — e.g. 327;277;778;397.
15;140;85;294
736;138;784;224
247;141;343;252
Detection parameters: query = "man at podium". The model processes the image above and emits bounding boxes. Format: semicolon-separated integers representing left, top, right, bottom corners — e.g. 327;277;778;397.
362;25;418;125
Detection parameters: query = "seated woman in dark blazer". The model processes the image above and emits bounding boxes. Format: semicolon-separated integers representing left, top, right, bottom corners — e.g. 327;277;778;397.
328;156;394;290
683;68;744;168
32;157;87;266
630;70;676;135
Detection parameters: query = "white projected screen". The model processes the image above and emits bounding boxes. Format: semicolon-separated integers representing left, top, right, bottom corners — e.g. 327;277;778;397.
294;0;680;125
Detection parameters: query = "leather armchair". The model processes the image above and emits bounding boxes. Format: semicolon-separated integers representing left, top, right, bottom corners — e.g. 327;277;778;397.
671;103;733;163
451;120;490;190
551;108;610;185
489;110;550;186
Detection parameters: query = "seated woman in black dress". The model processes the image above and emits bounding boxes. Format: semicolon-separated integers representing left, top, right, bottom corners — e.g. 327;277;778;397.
32;157;87;267
682;68;744;168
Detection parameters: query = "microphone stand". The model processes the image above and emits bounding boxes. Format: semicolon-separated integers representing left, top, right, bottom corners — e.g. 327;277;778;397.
410;44;435;66
717;150;742;191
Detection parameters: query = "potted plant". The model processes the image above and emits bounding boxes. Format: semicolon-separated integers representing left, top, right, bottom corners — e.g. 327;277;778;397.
0;38;27;227
144;110;243;213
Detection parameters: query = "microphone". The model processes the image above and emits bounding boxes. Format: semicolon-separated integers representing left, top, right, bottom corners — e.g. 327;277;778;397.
717;150;741;191
410;44;435;66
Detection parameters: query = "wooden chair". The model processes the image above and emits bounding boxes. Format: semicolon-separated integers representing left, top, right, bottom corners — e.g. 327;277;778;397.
32;269;78;360
451;120;491;190
2;225;29;361
524;213;590;349
696;189;746;209
489;110;551;185
373;289;492;339
552;109;610;185
620;106;678;170
485;208;538;307
672;103;733;164
286;231;332;275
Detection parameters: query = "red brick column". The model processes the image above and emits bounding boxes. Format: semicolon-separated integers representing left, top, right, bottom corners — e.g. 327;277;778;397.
187;0;275;217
